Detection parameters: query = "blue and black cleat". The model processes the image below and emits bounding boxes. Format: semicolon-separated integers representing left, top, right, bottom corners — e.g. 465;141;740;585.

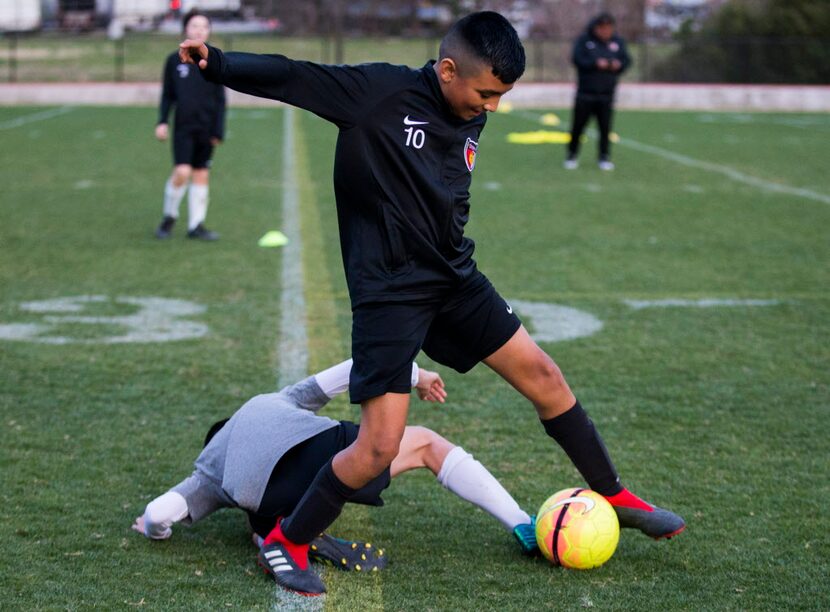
512;516;540;556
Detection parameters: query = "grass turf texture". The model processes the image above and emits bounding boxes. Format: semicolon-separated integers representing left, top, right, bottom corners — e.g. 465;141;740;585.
0;105;828;609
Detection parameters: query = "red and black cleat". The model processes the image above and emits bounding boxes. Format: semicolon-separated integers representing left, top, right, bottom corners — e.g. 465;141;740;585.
258;520;326;596
605;489;686;540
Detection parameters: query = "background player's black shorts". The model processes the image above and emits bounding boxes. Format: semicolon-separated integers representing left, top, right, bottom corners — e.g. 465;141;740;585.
349;271;522;404
172;129;213;169
247;421;390;537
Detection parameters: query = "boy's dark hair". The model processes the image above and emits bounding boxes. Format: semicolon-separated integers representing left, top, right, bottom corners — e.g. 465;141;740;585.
439;11;526;84
204;417;229;447
182;8;210;32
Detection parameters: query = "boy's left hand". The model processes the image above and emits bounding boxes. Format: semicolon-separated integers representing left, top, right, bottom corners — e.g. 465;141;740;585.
416;368;447;403
179;39;209;69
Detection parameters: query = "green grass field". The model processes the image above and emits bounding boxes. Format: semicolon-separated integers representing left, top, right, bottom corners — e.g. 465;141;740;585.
1;103;829;610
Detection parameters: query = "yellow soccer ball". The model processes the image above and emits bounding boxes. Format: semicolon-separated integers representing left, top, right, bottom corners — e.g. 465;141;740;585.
536;488;619;569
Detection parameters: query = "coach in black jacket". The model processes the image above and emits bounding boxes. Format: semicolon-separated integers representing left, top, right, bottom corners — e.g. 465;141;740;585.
565;12;631;171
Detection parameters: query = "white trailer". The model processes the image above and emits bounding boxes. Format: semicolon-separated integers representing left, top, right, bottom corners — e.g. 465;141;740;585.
0;0;42;32
180;0;241;13
110;0;168;28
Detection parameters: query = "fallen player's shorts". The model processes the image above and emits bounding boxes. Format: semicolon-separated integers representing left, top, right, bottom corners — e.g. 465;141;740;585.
248;420;390;537
172;128;214;169
349;271;522;404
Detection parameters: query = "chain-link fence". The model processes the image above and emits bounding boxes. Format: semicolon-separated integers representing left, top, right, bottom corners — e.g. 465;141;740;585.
1;31;827;84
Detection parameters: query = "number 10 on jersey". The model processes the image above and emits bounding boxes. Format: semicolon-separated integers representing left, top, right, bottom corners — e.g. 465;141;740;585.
404;126;425;149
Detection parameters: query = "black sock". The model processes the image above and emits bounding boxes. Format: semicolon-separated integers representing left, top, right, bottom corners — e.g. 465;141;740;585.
281;459;356;544
541;400;622;496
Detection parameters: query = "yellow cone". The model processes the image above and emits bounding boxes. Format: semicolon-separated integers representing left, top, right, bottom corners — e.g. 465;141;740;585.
258;230;289;248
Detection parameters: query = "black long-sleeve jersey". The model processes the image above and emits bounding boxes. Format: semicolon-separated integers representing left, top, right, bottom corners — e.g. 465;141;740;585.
571;22;631;99
159;52;226;139
202;46;487;307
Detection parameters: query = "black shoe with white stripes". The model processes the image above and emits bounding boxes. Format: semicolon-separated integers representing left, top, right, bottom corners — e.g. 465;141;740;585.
257;542;326;596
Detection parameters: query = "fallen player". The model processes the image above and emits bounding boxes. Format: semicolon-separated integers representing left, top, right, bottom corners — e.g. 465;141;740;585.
132;359;539;586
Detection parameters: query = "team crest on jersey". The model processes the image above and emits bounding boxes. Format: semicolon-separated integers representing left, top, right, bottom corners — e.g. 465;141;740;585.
609;41;619;52
464;138;478;172
177;64;190;78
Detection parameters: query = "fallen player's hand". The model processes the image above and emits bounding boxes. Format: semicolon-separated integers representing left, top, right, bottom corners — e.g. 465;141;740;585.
416;368;447;403
131;515;147;537
178;39;209;69
155;123;168;141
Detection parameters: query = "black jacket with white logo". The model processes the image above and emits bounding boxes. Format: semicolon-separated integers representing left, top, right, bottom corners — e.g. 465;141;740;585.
571;20;631;99
201;46;486;306
159;52;226;139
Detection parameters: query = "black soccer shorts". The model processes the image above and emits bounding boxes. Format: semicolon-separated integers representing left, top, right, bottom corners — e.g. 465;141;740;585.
172;128;214;169
349;271;522;404
248;421;391;538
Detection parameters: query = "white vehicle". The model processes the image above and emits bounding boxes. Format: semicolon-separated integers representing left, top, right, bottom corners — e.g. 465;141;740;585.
0;0;42;32
109;0;168;28
180;0;241;13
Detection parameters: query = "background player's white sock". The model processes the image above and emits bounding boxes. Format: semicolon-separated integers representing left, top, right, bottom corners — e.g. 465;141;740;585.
437;446;531;531
163;178;187;219
187;184;209;230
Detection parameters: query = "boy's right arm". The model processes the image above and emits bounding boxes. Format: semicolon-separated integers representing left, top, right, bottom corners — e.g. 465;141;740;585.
180;40;390;128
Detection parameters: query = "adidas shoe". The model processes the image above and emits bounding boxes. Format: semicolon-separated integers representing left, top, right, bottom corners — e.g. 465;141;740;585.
155;215;176;239
512;516;539;556
187;223;219;241
563;157;579;170
258;521;325;596
606;490;685;539
309;533;388;572
598;158;615;171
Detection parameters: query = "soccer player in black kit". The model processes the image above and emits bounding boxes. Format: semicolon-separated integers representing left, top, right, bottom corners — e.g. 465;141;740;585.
154;9;225;241
179;11;684;595
565;12;631;172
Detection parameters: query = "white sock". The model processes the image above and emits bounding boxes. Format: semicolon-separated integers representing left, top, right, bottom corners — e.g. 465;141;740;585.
187;184;209;230
437;446;531;531
163;178;187;219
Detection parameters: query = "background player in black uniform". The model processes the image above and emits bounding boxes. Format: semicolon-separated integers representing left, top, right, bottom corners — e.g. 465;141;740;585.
179;11;684;596
565;12;631;172
154;10;225;241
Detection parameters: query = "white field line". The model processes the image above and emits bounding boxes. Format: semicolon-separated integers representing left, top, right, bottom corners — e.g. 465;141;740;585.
515;110;830;206
617;138;830;206
0;106;74;130
624;298;781;310
276;107;309;390
271;108;324;612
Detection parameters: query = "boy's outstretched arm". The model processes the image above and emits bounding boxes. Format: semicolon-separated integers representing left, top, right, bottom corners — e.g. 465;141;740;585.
178;39;396;128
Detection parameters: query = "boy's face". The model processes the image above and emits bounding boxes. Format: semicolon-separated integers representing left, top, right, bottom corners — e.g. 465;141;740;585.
436;59;514;121
185;15;211;42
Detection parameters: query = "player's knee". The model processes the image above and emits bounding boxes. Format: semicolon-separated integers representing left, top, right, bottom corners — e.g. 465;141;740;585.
365;436;401;470
531;353;569;394
172;166;191;185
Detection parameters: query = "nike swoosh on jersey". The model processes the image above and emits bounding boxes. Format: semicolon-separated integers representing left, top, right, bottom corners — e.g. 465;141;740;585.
403;115;429;126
